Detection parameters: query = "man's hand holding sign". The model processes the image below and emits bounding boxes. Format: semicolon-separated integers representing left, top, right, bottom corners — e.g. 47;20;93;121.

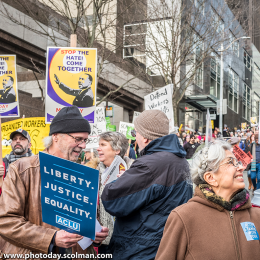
55;230;83;248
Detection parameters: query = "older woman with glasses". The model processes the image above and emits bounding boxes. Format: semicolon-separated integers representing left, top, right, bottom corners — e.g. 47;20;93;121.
155;140;260;260
96;132;134;254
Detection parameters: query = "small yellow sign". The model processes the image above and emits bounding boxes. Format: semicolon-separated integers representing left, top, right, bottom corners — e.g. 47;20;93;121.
211;120;214;129
241;123;247;129
250;117;257;125
1;117;50;157
0;55;19;117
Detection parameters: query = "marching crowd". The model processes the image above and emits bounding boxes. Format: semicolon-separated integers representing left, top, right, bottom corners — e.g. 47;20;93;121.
0;106;260;260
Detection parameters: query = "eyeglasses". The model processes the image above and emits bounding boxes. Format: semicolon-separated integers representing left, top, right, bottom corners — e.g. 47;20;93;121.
67;133;90;145
219;157;243;168
131;129;136;138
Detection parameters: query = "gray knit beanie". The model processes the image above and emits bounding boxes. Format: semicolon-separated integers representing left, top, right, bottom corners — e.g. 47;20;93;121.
134;110;169;140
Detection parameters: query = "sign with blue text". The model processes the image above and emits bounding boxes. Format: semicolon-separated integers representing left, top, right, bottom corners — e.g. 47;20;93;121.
45;47;97;124
241;222;259;241
39;152;99;239
0;55;19;118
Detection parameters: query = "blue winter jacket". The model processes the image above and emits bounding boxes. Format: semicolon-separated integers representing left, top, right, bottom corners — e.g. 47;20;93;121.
239;141;245;151
101;134;193;260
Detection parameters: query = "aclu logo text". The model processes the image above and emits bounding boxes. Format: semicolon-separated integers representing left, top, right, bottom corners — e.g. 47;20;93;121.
56;215;80;231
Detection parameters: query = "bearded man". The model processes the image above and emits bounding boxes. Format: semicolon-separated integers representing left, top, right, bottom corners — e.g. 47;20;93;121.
0;129;33;194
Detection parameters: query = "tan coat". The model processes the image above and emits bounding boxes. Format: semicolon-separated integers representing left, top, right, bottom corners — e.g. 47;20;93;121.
155;187;260;260
0;155;96;260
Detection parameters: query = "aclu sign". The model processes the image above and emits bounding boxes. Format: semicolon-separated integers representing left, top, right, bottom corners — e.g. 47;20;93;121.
39;152;99;240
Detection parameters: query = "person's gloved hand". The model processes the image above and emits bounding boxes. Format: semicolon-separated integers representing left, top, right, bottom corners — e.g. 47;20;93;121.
0;165;5;177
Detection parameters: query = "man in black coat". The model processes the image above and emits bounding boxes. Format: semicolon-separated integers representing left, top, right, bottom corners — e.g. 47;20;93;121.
54;73;94;107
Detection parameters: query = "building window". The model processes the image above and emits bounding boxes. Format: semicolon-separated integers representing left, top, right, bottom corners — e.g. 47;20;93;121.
228;69;239;113
185;105;203;132
242;83;251;120
184;31;204;88
211;7;224;35
254;63;260;82
244;50;252;71
229;31;239;57
252;92;259;120
72;15;100;28
195;64;203;88
123;23;146;64
210;53;220;98
194;0;204;15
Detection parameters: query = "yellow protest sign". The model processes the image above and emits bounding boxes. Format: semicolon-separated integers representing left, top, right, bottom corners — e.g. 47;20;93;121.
45;47;97;124
179;124;183;132
211;120;214;129
1;117;50;157
0;55;19;117
241;123;247;130
250;117;257;126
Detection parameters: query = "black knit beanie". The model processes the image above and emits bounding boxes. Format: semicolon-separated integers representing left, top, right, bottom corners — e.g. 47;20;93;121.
49;106;91;135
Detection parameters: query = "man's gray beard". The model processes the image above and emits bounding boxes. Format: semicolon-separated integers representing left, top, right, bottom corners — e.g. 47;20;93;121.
12;146;27;155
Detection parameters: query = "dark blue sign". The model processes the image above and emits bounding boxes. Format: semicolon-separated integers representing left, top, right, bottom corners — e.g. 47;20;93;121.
39;152;99;240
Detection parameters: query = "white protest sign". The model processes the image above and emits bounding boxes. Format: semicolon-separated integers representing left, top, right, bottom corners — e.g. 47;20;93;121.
101;155;127;185
119;121;134;136
144;84;174;132
86;107;106;149
132;111;141;123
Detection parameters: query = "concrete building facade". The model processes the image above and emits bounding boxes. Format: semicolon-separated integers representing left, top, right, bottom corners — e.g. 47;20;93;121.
1;0;260;132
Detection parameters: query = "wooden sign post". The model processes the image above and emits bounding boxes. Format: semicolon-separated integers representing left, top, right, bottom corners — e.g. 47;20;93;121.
70;34;77;47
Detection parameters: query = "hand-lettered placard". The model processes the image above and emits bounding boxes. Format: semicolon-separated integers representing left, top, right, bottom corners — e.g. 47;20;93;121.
1;117;49;157
132;111;140;123
86;107;106;149
247;151;253;159
119;121;134;137
144;84;174;132
39;152;99;239
233;145;251;168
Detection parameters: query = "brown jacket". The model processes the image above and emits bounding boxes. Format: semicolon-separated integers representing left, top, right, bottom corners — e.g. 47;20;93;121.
0;155;96;260
155;187;260;260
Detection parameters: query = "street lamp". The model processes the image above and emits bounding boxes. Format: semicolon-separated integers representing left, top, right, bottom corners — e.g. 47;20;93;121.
218;36;250;136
